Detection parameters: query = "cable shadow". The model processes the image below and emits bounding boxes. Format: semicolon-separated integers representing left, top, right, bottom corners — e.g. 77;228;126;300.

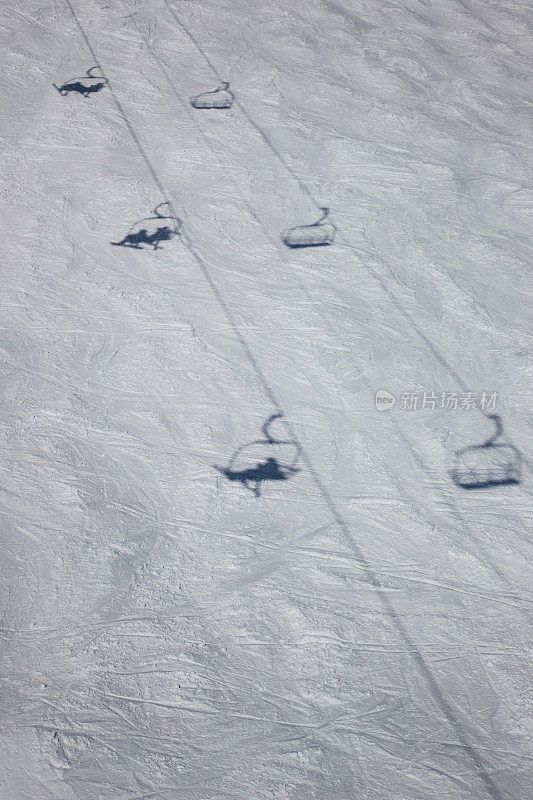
161;0;529;477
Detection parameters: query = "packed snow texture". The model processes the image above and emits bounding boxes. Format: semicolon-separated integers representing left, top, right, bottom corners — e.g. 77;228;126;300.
0;1;531;798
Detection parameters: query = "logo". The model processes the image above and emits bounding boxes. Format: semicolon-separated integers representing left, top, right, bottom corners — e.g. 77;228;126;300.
375;389;396;411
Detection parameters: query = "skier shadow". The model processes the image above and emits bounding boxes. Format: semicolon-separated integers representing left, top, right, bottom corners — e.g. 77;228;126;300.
215;413;301;498
53;66;107;98
111;203;182;251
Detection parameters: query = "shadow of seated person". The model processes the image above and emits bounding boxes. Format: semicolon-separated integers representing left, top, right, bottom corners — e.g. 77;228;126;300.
148;225;173;250
111;228;151;249
112;226;174;251
56;80;106;97
218;457;300;498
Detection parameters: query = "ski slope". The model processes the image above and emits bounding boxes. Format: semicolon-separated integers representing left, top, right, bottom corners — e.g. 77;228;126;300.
0;1;531;798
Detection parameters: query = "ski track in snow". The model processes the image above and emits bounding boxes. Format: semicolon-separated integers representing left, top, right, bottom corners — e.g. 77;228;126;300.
0;1;531;799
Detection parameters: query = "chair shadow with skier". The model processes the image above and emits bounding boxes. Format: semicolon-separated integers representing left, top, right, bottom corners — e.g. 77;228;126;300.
215;413;301;498
53;66;107;98
111;203;182;251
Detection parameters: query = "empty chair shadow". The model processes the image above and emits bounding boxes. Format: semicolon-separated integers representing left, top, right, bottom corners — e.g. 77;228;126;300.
451;414;522;489
53;66;107;97
282;207;336;248
190;82;234;109
215;413;301;497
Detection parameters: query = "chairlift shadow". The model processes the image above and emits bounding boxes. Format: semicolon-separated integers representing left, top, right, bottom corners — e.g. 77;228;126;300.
215;413;301;497
451;414;522;489
111;202;182;251
53;65;108;97
190;82;234;109
282;207;336;248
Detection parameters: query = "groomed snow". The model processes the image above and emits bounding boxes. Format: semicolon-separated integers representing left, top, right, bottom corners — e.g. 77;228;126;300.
0;1;531;798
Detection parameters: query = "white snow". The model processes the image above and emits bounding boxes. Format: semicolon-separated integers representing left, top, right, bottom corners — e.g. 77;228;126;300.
0;1;531;798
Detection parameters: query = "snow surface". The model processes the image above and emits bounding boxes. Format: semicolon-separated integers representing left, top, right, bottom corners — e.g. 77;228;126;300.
0;1;531;798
